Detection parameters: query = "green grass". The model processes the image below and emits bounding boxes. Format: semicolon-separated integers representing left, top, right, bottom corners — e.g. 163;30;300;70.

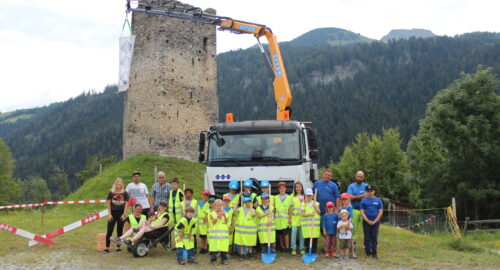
1;154;499;268
0;113;33;123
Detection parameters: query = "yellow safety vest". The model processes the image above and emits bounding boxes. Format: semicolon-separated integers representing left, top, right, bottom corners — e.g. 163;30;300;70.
223;192;240;208
196;201;210;235
301;201;321;238
223;207;234;244
274;194;292;230
175;216;198;249
256;206;276;244
181;199;198;216
168;189;184;225
290;195;304;227
234;207;257;246
208;211;230;252
128;214;146;227
151;211;169;227
255;195;275;208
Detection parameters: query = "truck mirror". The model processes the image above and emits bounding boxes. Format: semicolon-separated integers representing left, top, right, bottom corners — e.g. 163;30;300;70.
309;150;319;161
198;153;205;162
310;169;315;181
199;132;206;152
306;128;318;149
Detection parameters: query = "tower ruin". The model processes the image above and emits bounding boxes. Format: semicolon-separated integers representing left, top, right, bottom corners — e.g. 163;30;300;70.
123;2;218;161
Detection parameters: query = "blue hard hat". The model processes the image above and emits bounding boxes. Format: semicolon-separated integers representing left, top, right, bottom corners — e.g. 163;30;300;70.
243;179;253;187
229;180;239;190
242;196;253;202
261;193;270;198
260;180;270;188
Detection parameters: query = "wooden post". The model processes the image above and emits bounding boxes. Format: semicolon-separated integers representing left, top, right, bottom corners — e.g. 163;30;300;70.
464;217;469;235
154;166;158;182
99;164;103;175
452;197;457;219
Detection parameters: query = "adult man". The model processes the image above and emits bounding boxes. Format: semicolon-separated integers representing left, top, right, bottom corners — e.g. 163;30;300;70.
150;171;172;211
126;171;151;215
347;171;367;259
313;170;340;215
347;171;368;210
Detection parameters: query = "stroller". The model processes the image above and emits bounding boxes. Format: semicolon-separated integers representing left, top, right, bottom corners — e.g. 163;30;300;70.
130;227;174;257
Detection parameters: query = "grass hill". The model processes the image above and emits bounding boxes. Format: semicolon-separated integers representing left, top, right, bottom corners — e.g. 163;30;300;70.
289;27;374;46
67;154;206;204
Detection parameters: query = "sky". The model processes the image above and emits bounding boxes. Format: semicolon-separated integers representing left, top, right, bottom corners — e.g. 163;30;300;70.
0;0;499;112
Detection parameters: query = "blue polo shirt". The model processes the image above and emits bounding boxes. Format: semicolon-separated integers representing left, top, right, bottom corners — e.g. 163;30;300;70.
360;196;383;221
347;182;368;209
313;180;340;214
321;213;338;235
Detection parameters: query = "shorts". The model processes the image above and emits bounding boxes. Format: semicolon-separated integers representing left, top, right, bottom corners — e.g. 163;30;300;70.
338;239;351;250
143;227;169;239
198;234;207;239
277;228;290;235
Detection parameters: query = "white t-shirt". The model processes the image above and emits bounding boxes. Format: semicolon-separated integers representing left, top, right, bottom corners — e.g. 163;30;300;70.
126;182;150;209
337;220;353;239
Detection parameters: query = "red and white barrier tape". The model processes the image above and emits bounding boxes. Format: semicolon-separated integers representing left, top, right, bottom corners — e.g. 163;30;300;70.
0;200;107;209
29;209;108;246
43;200;107;205
0;203;44;209
0;222;54;246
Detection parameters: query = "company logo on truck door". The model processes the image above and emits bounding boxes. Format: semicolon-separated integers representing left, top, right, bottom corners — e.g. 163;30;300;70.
215;174;231;180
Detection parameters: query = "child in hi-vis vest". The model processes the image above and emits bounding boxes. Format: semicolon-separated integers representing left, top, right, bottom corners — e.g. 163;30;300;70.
208;199;230;265
256;193;276;253
233;195;257;261
300;188;321;253
175;206;197;265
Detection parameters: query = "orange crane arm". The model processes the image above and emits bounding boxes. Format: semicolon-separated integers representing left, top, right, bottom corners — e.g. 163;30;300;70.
128;1;293;120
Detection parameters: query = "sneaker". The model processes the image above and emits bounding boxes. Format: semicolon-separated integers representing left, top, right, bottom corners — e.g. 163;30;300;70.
300;250;305;255
351;252;357;259
179;260;186;265
239;255;244;261
365;250;372;257
210;260;217;265
221;261;228;265
102;249;109;254
325;252;330;257
116;248;122;252
372;252;379;259
336;253;342;258
123;240;133;247
291;250;297;256
187;259;197;264
343;254;348;259
110;237;121;245
331;252;337;257
248;253;254;260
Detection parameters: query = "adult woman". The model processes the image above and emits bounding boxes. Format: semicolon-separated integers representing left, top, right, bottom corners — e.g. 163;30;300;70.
105;178;129;253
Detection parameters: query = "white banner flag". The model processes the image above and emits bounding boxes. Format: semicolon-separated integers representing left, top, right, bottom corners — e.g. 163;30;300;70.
118;35;136;92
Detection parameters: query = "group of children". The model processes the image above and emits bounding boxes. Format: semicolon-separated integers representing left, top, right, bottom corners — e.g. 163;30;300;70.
113;178;371;265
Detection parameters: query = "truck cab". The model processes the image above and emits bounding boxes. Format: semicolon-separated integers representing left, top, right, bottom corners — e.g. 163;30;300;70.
198;120;318;197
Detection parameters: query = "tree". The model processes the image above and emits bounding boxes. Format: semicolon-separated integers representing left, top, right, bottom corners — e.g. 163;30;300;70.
20;176;51;202
407;67;500;219
47;166;70;200
334;128;408;201
75;155;117;184
0;138;21;204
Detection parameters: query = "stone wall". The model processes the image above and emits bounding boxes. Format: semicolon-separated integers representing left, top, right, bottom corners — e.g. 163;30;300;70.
123;1;218;161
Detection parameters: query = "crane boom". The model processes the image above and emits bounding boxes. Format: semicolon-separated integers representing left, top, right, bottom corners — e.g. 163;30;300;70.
127;1;292;120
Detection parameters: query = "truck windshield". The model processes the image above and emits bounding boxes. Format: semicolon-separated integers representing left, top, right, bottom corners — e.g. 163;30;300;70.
208;130;300;163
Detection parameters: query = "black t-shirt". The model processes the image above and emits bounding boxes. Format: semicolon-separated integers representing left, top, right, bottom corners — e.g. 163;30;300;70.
176;217;196;230
126;215;142;225
107;191;129;212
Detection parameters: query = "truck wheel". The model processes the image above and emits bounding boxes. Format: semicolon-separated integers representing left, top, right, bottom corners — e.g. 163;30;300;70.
132;240;149;257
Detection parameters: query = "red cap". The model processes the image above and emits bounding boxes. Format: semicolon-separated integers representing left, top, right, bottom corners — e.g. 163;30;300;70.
326;201;335;208
341;193;350;199
223;195;231;201
202;190;211;196
277;181;287;187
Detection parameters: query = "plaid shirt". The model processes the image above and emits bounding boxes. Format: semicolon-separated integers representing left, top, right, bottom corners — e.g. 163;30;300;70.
150;182;172;207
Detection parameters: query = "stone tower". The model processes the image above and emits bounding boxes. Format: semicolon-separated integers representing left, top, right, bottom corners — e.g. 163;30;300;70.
123;1;218;161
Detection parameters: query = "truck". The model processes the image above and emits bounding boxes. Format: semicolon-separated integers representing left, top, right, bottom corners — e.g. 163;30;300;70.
128;1;319;196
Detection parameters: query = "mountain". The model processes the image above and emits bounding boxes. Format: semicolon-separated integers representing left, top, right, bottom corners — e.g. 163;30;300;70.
1;30;499;193
0;86;124;189
289;27;374;46
381;29;437;41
